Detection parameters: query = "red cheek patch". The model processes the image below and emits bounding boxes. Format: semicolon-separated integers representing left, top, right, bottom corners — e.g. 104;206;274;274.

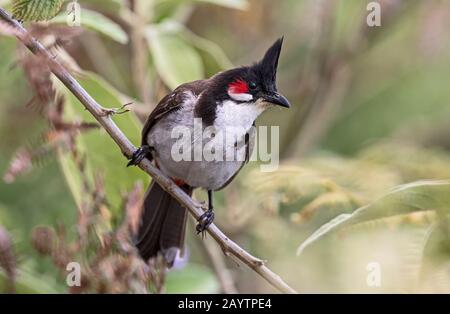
228;79;249;94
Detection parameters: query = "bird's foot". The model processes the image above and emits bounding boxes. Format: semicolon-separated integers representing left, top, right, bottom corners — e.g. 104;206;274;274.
196;208;214;238
127;145;152;167
100;102;132;116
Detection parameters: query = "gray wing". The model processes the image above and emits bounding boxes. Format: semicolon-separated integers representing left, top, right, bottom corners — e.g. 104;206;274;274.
141;80;209;146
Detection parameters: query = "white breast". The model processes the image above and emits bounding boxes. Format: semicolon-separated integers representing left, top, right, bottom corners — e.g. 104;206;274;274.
148;96;266;190
214;100;266;130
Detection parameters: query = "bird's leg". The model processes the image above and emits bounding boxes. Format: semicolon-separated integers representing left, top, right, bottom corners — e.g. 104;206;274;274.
196;190;215;236
100;102;132;116
127;145;153;167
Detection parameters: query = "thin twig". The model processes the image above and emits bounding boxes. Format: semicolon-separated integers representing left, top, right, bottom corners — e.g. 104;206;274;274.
129;0;153;109
0;7;297;294
197;232;238;294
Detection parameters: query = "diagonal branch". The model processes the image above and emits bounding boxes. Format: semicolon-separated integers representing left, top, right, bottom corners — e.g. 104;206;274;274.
0;7;297;294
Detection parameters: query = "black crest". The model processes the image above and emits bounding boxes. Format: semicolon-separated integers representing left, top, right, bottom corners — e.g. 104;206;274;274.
253;37;284;92
194;37;286;125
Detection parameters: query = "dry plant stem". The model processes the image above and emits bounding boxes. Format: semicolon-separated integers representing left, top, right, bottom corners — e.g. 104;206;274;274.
197;235;238;294
129;0;152;108
0;7;297;294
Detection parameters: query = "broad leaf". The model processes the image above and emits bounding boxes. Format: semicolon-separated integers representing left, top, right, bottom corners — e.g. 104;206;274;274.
146;25;204;89
51;9;128;44
12;0;63;21
179;24;233;70
154;0;248;10
192;0;248;9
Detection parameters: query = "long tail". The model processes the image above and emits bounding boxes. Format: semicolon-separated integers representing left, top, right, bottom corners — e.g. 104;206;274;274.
134;181;192;267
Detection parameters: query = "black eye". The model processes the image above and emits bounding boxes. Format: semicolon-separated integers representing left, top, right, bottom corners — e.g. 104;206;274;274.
248;82;257;90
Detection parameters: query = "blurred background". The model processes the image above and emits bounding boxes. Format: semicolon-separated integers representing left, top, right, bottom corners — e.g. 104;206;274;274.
1;0;450;293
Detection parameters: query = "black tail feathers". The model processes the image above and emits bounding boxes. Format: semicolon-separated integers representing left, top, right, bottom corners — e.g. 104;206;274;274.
134;181;192;267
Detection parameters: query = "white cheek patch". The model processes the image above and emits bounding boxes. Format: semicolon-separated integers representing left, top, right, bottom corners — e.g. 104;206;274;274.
228;91;253;102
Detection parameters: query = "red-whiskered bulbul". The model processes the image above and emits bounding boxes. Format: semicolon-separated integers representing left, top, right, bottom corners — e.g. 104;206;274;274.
127;38;290;266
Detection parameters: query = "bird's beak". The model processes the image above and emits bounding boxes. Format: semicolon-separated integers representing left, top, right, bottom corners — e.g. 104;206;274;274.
263;92;291;108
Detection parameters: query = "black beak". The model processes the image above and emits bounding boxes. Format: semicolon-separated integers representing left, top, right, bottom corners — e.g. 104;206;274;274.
263;92;291;108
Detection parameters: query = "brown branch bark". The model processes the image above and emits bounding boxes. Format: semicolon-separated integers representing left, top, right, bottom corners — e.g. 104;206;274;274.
0;7;297;294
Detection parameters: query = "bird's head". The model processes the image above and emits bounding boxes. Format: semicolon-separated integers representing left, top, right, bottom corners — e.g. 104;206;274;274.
195;38;290;126
213;37;290;109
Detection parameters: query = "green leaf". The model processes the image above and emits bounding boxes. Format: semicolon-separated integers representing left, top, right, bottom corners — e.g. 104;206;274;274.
153;21;232;74
193;0;247;9
165;264;219;293
77;0;123;14
12;0;64;21
146;25;204;89
155;0;248;10
178;25;233;70
297;180;450;256
54;72;149;215
153;0;247;22
51;9;128;44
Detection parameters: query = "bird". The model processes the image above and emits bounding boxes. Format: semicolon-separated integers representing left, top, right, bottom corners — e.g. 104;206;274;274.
127;38;291;266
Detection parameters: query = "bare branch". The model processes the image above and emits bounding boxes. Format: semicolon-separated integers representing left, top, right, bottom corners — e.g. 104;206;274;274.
0;7;297;294
197;235;238;294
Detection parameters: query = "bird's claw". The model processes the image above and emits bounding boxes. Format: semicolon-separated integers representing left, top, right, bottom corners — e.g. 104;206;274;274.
127;145;152;167
196;209;214;238
101;102;132;116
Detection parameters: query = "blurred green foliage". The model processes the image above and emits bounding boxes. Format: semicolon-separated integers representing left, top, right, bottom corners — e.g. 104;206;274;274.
1;0;450;293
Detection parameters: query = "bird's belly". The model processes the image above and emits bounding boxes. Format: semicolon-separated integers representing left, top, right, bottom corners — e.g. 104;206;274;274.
155;157;244;190
147;105;252;190
149;127;248;190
